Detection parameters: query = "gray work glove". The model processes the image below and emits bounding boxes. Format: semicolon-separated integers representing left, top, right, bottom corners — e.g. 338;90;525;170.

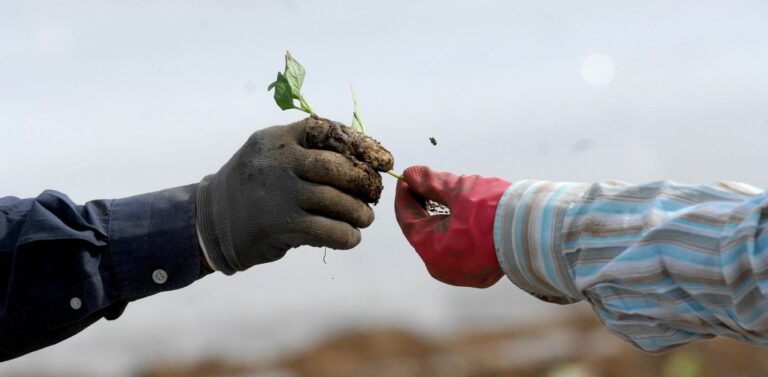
196;117;393;274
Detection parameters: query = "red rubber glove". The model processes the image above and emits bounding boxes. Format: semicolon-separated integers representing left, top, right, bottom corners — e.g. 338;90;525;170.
395;166;512;288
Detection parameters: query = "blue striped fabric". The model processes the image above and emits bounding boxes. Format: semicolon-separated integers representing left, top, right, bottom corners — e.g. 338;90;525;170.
494;179;768;352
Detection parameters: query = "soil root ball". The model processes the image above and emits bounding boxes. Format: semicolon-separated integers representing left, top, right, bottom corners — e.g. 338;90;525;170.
302;116;394;203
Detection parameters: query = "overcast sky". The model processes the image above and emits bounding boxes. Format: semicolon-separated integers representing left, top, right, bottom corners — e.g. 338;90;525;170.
2;1;768;375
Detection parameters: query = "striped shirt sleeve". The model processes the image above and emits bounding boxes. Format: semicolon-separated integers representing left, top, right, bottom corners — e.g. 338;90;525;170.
494;179;768;353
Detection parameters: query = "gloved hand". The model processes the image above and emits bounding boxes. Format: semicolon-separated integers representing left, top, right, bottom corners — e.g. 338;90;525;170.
395;166;511;288
197;117;393;274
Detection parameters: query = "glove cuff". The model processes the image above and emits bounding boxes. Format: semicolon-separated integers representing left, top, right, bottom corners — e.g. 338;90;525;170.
196;175;238;275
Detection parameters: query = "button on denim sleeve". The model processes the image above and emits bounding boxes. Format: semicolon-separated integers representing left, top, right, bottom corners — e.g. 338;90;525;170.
0;184;204;361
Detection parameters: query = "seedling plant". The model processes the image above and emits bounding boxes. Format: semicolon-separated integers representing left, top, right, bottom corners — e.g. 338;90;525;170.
268;52;403;180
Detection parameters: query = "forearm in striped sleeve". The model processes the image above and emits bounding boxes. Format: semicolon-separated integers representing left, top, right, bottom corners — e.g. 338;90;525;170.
494;179;768;352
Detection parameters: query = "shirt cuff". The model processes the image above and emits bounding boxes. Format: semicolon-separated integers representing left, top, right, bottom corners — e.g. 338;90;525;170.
493;180;588;304
108;184;203;301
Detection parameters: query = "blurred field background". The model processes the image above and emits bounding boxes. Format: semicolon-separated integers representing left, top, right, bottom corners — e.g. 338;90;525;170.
2;1;768;376
12;308;768;377
129;312;768;377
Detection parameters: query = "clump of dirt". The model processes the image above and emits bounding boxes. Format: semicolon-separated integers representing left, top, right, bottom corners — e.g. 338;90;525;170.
303;116;394;203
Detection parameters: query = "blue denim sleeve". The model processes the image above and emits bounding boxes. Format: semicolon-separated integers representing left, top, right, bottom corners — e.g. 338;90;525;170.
0;184;204;361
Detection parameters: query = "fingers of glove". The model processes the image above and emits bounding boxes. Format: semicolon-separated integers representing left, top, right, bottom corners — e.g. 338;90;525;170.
402;166;461;207
395;181;451;241
297;215;362;250
395;184;482;286
298;117;394;172
394;179;429;231
279;118;314;144
246;123;298;148
244;119;312;153
293;148;380;200
297;182;375;228
402;215;458;284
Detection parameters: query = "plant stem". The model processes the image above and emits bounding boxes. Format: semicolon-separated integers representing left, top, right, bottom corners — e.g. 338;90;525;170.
386;170;404;180
298;95;314;115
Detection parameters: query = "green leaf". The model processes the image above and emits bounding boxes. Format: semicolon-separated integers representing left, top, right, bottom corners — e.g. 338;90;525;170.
272;72;296;111
284;51;305;99
266;52;313;115
350;85;365;133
